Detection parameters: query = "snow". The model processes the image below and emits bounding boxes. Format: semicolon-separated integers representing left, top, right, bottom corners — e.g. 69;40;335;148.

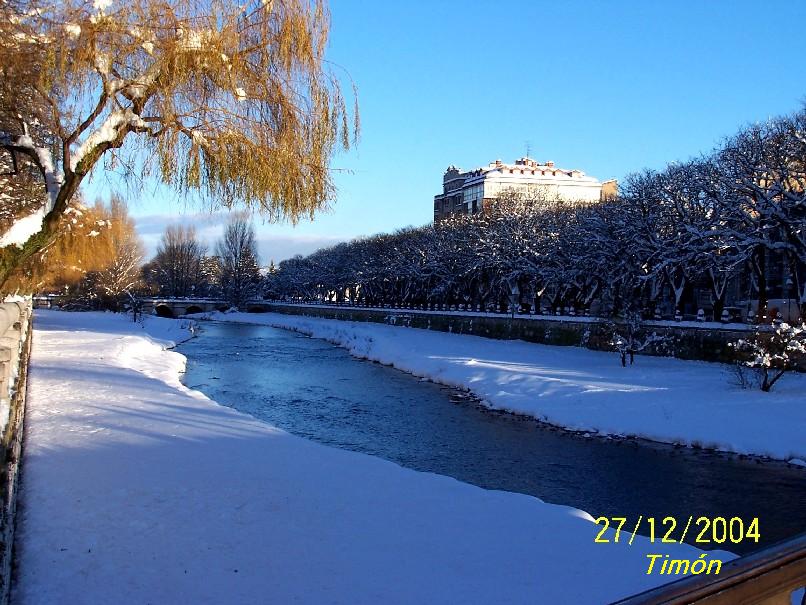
63;23;81;39
178;28;209;51
69;109;146;172
0;206;47;249
0;133;63;248
92;0;112;12
200;312;806;461
15;310;732;604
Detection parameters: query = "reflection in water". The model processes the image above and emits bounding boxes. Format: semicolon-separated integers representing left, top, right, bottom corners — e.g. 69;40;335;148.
179;322;806;555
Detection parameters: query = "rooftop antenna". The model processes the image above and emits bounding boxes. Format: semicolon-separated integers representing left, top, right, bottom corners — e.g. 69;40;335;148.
525;141;531;159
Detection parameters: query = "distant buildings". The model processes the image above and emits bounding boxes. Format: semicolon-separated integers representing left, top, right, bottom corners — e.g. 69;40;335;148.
433;157;616;222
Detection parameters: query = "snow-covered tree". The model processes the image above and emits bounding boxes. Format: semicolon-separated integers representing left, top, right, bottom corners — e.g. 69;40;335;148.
3;195;141;297
609;312;669;367
731;322;806;392
199;255;222;298
263;107;805;325
0;0;358;288
714;112;806;321
57;196;145;309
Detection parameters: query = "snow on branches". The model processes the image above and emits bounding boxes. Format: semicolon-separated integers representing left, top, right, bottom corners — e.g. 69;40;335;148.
0;0;358;287
608;312;671;367
730;322;806;392
266;106;806;328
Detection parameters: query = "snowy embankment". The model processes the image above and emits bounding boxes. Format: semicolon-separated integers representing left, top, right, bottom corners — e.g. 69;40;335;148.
16;310;727;604
204;312;806;463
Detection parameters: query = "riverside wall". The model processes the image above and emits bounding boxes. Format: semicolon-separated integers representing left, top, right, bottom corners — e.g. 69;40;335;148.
0;300;33;605
263;303;761;365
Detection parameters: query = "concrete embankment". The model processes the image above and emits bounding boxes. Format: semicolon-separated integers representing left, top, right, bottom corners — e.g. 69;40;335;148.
263;303;764;365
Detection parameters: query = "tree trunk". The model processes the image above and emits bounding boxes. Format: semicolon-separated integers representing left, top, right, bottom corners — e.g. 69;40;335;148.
754;247;768;322
0;173;81;290
761;369;771;392
0;129;113;291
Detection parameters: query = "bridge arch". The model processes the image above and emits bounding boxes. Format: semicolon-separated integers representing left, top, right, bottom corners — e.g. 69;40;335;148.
185;305;204;315
154;304;174;318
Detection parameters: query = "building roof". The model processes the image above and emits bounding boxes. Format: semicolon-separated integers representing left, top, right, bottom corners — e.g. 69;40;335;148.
443;157;602;189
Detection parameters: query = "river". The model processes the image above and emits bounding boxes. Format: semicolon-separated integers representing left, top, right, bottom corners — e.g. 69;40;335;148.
179;321;806;555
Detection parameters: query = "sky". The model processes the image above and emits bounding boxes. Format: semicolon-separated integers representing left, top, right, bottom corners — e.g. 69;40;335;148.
83;0;806;265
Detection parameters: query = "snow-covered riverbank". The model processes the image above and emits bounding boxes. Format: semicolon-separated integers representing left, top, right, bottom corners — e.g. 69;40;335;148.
15;310;728;604
201;311;806;463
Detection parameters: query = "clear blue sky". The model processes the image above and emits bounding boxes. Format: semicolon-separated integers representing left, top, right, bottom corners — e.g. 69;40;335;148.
85;0;806;263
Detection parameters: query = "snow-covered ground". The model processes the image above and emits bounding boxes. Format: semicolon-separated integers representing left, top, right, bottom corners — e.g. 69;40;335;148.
201;311;806;463
15;310;731;604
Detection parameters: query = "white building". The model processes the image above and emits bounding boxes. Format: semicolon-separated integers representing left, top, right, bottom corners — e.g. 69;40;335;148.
433;157;615;221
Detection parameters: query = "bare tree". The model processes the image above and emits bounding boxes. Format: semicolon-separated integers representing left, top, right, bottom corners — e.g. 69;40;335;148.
0;0;358;287
217;216;260;308
148;225;207;297
609;312;669;367
89;231;145;309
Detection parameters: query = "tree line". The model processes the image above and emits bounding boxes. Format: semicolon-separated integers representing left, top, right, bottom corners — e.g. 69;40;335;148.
265;108;806;323
9;208;263;310
141;216;262;308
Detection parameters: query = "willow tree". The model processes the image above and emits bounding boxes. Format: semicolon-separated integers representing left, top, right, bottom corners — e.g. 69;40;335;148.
3;196;141;295
0;0;357;287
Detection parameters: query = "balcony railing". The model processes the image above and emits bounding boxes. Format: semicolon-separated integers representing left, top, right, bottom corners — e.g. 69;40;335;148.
613;532;806;605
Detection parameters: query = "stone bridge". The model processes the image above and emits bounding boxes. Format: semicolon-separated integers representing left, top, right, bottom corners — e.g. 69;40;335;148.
32;296;272;318
140;298;272;318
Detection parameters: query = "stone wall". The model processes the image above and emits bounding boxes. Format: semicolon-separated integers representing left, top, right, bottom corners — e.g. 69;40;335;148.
0;300;33;605
264;303;762;365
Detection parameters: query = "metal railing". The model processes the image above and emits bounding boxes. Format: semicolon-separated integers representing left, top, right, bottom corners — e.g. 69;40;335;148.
613;532;806;605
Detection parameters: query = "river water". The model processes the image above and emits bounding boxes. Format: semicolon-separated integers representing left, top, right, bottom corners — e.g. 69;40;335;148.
179;321;806;555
